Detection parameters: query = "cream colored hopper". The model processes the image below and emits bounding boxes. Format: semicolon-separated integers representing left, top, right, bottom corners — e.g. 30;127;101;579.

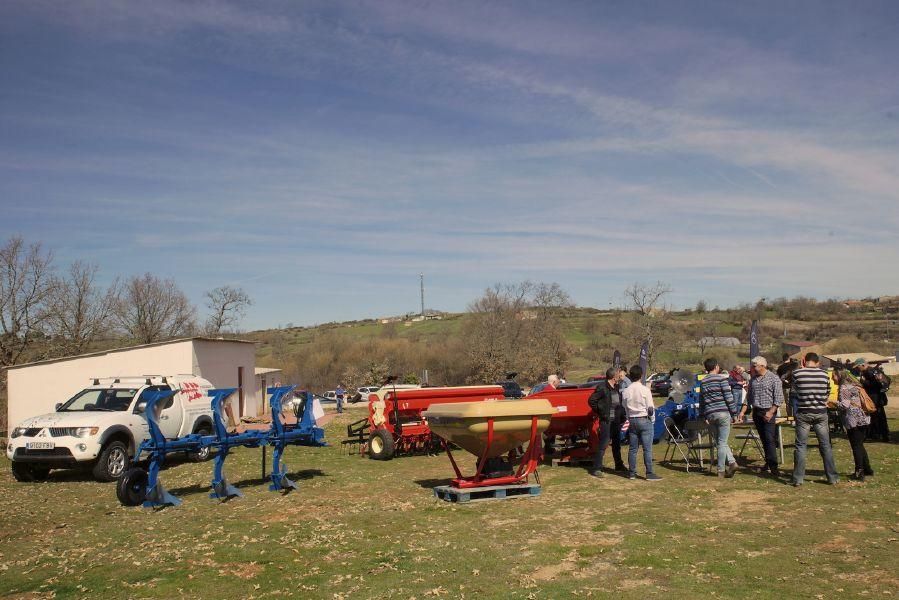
423;399;557;458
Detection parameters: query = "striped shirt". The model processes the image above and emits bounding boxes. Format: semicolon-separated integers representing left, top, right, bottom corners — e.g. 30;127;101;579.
791;367;831;413
699;373;736;417
748;371;783;409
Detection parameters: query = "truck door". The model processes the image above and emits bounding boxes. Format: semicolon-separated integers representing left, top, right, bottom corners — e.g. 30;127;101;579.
135;385;181;439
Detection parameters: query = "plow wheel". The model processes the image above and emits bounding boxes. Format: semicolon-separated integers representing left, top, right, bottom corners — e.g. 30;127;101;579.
368;429;395;461
116;467;149;506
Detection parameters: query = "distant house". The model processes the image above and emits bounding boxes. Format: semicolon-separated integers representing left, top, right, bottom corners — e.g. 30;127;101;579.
697;336;740;348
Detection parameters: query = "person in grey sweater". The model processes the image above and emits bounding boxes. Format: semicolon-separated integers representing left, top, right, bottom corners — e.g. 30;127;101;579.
699;357;738;478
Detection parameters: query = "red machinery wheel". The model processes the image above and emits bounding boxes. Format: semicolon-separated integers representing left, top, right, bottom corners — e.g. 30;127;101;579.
368;429;395;461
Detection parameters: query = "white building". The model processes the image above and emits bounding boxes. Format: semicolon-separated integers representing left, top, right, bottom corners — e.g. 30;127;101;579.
6;338;258;427
254;367;283;415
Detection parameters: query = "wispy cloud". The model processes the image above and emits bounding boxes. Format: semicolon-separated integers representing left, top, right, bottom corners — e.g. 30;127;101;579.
1;1;897;327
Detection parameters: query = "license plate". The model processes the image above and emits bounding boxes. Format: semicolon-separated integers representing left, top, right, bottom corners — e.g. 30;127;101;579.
26;441;54;450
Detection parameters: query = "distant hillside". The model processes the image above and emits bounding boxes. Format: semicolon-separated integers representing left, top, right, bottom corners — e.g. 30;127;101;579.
246;304;897;389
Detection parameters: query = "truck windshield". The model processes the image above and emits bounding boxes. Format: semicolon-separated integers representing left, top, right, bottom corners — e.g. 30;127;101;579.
60;388;138;412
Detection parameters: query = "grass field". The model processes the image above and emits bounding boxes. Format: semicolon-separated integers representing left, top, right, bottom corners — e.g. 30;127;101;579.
1;403;897;600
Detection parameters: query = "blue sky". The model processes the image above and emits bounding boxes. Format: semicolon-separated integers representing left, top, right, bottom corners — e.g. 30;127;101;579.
2;1;898;329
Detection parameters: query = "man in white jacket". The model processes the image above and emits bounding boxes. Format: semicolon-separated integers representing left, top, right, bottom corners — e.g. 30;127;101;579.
622;365;662;481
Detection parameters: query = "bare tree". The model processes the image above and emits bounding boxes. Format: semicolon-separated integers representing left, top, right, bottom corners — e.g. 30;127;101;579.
0;236;54;367
204;285;252;335
114;273;196;343
624;281;673;316
45;261;118;355
623;281;674;369
463;281;572;385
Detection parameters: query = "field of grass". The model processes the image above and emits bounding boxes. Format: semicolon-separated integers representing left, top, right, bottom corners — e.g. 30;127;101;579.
2;403;897;599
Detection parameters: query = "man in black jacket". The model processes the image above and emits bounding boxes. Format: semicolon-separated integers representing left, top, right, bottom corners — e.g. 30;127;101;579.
588;367;625;477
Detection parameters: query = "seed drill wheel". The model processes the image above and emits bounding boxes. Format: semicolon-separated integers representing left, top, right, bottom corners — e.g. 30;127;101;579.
116;467;149;506
368;428;395;460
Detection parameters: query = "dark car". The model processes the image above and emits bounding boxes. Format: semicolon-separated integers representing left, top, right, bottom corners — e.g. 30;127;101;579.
495;372;523;398
496;380;524;398
650;374;672;396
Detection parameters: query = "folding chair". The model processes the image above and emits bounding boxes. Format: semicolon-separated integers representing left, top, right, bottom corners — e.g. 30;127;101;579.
684;420;718;472
662;417;696;472
736;427;764;461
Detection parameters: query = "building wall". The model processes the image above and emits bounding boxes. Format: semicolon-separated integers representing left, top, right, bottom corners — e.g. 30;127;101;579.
7;341;194;427
191;340;258;417
7;340;259;427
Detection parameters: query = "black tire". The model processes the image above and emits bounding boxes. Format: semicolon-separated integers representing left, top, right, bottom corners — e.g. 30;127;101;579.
93;440;130;482
11;462;50;482
368;429;395;460
188;426;213;462
116;467;149;506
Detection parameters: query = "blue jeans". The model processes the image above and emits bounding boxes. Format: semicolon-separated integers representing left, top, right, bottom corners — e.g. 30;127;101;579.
628;417;655;477
336;396;344;413
707;412;735;472
793;411;838;484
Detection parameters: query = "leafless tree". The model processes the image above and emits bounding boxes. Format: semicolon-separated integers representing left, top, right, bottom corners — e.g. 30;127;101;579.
204;285;252;335
624;281;673;316
45;262;118;355
0;236;54;367
114;273;196;343
463;281;572;385
622;281;674;369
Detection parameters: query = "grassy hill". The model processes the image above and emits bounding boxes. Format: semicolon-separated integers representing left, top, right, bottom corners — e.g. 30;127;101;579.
247;305;897;389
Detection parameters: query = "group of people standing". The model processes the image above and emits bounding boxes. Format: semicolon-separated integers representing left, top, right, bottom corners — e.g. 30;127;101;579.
585;352;891;484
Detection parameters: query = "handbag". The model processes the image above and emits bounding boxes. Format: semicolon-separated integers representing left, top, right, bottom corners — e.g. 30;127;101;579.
855;385;877;415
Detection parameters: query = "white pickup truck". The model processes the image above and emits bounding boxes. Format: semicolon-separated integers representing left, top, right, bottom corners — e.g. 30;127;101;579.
6;375;216;482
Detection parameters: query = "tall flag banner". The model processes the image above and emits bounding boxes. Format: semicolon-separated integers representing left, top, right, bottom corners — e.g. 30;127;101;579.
639;341;649;384
613;350;621;369
749;320;760;361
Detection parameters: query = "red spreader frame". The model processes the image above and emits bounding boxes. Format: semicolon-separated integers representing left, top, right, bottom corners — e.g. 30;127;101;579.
441;415;542;489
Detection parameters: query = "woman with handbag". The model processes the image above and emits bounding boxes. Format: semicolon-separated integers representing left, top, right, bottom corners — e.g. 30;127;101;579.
833;368;873;481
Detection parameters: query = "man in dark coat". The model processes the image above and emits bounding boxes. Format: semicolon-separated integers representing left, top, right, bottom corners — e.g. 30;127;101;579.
857;359;891;442
587;367;624;477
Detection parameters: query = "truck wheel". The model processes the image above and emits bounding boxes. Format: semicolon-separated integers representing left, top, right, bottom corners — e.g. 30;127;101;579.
11;462;51;482
116;467;149;506
93;441;129;482
188;426;213;462
368;429;395;460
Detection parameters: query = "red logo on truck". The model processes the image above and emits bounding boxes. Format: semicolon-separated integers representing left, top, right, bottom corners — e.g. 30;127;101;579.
181;382;203;402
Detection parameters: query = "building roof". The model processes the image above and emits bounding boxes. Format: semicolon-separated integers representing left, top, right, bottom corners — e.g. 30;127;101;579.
254;367;282;376
5;337;257;371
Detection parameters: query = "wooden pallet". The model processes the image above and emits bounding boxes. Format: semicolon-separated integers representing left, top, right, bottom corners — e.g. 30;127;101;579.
433;483;541;503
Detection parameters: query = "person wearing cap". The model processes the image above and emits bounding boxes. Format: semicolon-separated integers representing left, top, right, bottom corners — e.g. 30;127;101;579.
790;352;839;486
738;356;783;476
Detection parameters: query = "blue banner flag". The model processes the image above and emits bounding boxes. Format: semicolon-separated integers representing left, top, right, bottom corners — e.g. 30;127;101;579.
749;319;759;361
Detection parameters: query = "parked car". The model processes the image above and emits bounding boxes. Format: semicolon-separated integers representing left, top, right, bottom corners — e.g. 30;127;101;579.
586;375;607;384
322;391;337;402
350;386;381;403
286;393;330;411
494;373;523;398
650;374;672;396
7;375;215;482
